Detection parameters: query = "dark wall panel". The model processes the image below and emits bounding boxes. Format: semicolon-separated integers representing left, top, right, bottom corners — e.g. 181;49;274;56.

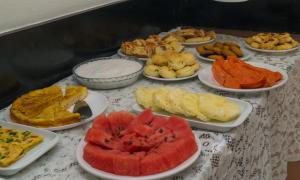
0;0;299;108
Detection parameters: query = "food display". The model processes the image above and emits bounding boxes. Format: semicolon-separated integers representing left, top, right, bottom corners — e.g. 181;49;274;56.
0;126;43;167
82;109;198;176
10;86;88;127
120;35;184;58
196;42;245;60
166;28;216;44
144;51;200;79
212;57;283;89
245;32;298;50
135;86;240;122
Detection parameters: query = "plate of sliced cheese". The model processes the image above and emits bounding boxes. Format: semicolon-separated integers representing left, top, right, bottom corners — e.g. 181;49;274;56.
5;86;108;131
0;121;59;175
132;86;252;132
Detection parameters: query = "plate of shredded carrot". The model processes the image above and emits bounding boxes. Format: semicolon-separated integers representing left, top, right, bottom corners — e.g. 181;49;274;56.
198;57;288;93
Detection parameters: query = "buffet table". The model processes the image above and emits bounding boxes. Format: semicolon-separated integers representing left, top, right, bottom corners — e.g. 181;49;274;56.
1;34;300;180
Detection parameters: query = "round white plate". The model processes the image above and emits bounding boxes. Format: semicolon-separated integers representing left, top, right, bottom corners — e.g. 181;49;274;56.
76;134;201;180
143;70;199;81
244;42;299;53
196;49;251;62
117;49;148;61
198;62;288;93
182;38;215;46
5;90;108;131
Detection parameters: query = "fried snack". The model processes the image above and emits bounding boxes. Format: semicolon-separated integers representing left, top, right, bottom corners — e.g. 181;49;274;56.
207;55;225;61
144;51;200;79
144;64;160;77
230;45;243;57
245;32;298;50
121;34;184;58
196;42;244;60
158;66;176;78
167;28;216;44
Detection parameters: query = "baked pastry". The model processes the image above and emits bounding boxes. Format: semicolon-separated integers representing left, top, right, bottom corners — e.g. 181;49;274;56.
0;126;43;167
10;86;88;127
121;34;184;58
167;28;216;43
245;32;298;50
144;51;200;79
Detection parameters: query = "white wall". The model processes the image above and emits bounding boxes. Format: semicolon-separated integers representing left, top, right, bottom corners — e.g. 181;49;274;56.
0;0;126;36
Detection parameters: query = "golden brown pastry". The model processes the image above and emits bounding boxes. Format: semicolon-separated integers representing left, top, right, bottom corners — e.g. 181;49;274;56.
245;32;298;50
197;42;244;60
159;66;176;78
144;65;160;77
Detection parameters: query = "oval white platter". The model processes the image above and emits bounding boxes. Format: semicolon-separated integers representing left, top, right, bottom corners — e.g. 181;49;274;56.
244;42;299;53
196;49;251;62
198;62;288;93
5;90;108;131
76;134;201;180
132;97;252;132
143;71;199;81
0;121;59;176
182;38;215;46
117;49;148;61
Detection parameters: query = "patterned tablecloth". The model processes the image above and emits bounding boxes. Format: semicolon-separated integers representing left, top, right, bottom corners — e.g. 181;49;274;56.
1;34;300;180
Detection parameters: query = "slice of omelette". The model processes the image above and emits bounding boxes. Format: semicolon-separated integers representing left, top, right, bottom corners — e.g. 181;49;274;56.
0;126;43;167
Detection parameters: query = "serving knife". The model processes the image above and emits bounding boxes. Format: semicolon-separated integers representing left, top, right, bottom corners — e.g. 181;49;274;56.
73;100;93;120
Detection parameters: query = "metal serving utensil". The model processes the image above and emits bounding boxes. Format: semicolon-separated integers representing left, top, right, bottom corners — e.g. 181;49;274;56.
73;100;93;120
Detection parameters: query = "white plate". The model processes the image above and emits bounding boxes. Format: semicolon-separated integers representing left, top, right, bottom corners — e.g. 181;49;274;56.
182;38;215;46
5;90;108;131
244;42;299;53
132;97;252;132
117;49;148;61
143;70;199;81
196;49;251;62
76;134;201;180
0;121;59;176
198;62;288;93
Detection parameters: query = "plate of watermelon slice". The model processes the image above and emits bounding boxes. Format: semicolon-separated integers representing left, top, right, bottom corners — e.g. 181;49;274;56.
77;109;201;180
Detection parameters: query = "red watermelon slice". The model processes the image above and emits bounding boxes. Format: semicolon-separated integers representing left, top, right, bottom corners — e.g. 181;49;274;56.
140;152;169;175
83;143;116;173
83;109;198;176
113;152;141;176
85;128;115;149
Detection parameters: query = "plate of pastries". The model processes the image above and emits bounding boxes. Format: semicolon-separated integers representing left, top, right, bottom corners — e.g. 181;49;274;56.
196;42;251;62
119;35;184;60
6;85;108;131
143;51;201;81
245;32;299;53
165;27;216;46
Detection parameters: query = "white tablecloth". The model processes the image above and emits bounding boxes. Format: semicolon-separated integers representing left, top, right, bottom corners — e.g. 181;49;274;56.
1;34;300;180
